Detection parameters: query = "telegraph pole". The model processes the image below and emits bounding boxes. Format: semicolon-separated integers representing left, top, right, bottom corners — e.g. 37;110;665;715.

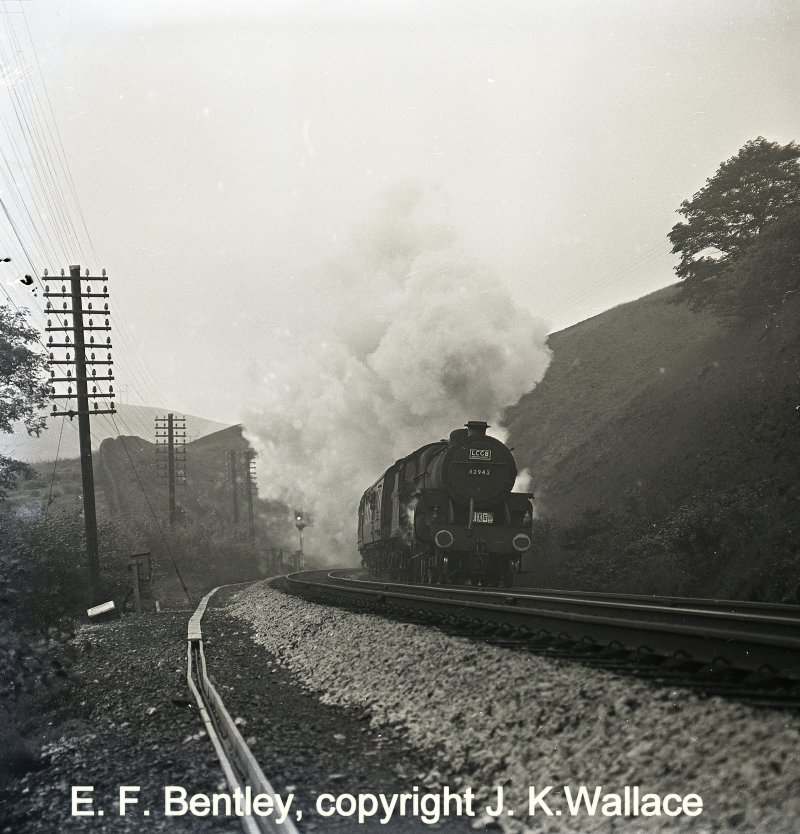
168;415;175;525
229;450;239;528
155;413;186;526
44;265;115;605
243;450;257;541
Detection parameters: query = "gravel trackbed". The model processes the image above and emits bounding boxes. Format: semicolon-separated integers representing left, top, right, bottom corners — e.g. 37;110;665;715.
228;581;800;834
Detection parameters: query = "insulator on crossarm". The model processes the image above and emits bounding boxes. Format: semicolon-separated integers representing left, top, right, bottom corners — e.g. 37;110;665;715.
66;353;71;361
60;269;64;277
87;303;93;311
102;269;106;277
91;352;95;360
92;385;97;394
47;319;52;326
44;270;49;277
89;336;95;344
65;335;70;343
102;285;107;293
61;284;65;293
85;269;89;277
109;384;114;394
67;370;72;377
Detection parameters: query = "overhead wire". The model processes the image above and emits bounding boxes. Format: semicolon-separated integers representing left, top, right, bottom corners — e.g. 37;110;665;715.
0;6;186;583
110;413;194;606
55;405;193;608
0;4;81;262
0;3;172;419
16;5;173;408
42;413;63;519
542;241;673;322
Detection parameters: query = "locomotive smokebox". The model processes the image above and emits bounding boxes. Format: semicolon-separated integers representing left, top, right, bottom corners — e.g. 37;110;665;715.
466;420;489;437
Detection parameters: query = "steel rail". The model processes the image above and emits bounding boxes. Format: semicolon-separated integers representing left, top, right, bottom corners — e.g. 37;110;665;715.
187;587;300;834
284;570;800;678
326;569;800;617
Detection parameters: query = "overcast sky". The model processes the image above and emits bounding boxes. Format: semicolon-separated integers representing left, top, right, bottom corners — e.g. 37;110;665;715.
3;0;799;426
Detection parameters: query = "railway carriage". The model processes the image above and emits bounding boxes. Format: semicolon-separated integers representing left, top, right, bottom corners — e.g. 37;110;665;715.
358;421;533;586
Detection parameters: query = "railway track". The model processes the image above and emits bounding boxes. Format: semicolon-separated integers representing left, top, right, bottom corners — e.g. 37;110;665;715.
187;588;301;834
281;569;800;707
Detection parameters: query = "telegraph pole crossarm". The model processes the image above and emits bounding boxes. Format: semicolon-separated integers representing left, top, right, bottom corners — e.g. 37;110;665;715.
155;414;186;526
42;265;115;604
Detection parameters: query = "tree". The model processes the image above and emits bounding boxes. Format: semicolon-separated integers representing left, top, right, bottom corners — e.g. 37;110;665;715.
0;304;49;498
669;137;800;287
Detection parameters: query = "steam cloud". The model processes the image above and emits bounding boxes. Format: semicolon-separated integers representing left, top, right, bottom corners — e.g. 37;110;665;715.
244;184;551;562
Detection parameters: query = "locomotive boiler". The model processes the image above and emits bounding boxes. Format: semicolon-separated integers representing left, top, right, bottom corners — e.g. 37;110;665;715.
358;421;533;586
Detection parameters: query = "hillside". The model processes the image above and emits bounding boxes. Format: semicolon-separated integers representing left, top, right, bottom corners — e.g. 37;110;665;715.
3;404;228;464
96;425;291;540
5;424;293;546
508;284;799;517
506;284;800;598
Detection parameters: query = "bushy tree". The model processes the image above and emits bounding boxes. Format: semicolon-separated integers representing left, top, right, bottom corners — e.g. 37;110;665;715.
669;137;800;295
0;304;49;498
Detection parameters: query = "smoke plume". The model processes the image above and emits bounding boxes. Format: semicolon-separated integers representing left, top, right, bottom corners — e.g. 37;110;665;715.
244;184;551;562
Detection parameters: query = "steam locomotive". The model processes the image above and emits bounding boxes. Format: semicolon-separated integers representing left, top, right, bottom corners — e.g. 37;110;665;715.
358;421;533;586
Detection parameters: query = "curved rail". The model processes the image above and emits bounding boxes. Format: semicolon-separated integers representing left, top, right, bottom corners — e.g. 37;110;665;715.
187;588;300;834
283;570;800;678
325;569;800;616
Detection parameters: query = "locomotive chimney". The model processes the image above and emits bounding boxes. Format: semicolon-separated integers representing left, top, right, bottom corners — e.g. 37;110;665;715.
465;420;489;437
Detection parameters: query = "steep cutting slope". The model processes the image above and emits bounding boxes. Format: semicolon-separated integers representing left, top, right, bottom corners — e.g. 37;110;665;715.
96;424;249;523
506;284;800;520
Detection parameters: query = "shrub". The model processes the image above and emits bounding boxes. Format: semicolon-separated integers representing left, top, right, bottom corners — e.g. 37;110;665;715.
541;481;799;600
0;512;140;630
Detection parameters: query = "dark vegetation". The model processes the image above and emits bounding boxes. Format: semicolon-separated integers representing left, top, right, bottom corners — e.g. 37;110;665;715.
1;427;294;617
0;305;49;498
0;415;292;779
529;482;797;601
0;501;287;778
512;137;800;600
